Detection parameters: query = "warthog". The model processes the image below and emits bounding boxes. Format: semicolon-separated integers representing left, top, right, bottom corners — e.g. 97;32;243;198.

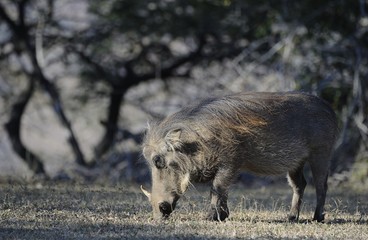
141;92;338;222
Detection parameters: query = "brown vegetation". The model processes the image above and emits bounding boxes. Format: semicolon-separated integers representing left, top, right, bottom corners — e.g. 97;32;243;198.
0;182;367;239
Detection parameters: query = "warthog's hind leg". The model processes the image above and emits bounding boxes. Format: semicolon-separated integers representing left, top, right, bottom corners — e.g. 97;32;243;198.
310;154;329;222
287;164;307;222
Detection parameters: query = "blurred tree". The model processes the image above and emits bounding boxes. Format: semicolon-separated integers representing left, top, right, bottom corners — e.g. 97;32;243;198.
0;0;88;175
67;0;258;160
0;0;366;182
280;0;368;176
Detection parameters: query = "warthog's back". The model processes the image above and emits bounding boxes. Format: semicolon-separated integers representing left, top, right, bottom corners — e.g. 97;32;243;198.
158;92;338;175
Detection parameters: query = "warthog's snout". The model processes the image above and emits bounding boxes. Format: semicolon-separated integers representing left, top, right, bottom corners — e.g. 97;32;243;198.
159;201;173;218
158;195;179;219
141;185;181;220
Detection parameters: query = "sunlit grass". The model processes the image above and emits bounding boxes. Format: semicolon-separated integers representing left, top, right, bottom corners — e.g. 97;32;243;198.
0;181;366;239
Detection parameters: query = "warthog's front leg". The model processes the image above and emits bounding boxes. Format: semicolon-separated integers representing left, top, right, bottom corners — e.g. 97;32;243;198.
208;186;229;221
207;168;235;221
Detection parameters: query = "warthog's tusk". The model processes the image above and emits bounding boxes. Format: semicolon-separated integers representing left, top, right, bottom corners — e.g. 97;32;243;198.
140;185;151;200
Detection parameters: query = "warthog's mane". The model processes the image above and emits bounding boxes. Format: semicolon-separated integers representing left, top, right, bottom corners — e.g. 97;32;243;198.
143;93;278;172
146;93;272;141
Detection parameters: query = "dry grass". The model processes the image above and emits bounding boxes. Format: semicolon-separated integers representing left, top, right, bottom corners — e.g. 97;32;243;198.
0;181;367;240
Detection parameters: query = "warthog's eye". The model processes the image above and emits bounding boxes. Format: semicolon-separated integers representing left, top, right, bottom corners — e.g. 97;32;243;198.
153;155;165;169
169;161;180;171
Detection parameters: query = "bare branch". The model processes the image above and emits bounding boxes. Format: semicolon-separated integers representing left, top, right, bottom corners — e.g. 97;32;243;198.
35;13;45;68
134;35;206;83
70;46;116;85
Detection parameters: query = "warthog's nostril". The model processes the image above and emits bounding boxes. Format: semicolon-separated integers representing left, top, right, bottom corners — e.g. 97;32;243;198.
159;202;172;217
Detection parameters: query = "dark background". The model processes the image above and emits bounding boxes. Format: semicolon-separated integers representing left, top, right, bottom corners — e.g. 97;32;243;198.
0;0;367;187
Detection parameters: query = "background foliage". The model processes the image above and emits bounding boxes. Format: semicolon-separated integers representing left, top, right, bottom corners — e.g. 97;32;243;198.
0;0;367;186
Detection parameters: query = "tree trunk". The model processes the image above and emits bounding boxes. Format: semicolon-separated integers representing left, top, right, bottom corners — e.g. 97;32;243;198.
39;78;87;166
4;79;45;175
22;28;88;166
94;88;125;160
0;1;88;169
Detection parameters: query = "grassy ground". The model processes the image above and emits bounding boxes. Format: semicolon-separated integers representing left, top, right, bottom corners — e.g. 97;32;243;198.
0;181;367;239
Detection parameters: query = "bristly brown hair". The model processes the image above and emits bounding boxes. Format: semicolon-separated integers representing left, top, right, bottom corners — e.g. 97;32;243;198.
141;92;339;222
142;93;273;167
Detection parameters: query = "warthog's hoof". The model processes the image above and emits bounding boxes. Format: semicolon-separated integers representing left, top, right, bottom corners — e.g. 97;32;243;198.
207;207;229;221
313;213;325;223
288;215;299;222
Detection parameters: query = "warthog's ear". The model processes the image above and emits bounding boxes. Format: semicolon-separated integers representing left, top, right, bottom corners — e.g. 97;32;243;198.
165;128;182;148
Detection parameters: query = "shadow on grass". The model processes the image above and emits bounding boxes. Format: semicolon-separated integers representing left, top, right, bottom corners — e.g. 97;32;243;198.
255;217;368;225
2;217;367;240
0;223;236;240
325;218;368;225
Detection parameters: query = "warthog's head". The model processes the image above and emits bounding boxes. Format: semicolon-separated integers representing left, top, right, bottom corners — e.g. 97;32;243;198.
142;126;200;219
